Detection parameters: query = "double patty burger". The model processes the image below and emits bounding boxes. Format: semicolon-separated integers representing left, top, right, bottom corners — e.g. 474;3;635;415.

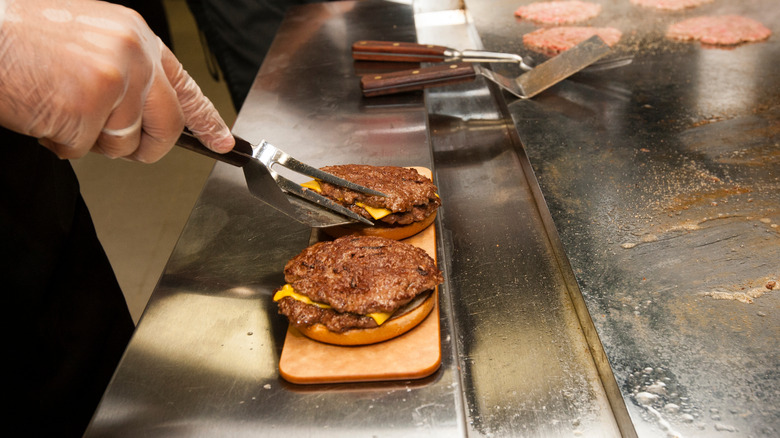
302;165;441;240
273;235;443;346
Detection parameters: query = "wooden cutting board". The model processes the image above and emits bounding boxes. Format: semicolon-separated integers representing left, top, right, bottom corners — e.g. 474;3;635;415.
278;168;441;385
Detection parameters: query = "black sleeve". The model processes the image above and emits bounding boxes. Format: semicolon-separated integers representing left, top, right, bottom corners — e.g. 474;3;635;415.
1;130;135;437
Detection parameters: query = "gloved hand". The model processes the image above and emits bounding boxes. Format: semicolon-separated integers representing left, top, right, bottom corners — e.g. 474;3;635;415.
0;0;234;162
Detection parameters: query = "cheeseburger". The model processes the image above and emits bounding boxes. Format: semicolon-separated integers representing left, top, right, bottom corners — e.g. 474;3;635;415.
302;165;441;240
273;235;443;346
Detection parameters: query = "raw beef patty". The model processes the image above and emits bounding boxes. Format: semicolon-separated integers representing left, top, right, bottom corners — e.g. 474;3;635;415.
667;15;771;46
630;0;713;11
514;1;601;25
523;26;623;56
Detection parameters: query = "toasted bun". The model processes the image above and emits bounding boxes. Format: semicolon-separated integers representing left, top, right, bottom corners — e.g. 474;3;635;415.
297;291;436;346
323;211;436;241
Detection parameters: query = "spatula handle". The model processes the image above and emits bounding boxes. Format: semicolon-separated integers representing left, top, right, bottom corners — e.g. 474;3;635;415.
352;40;450;62
360;63;476;97
175;130;252;167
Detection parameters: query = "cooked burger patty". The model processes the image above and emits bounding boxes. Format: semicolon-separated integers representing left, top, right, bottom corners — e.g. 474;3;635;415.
277;296;380;332
277;291;432;333
316;165;441;225
278;236;443;332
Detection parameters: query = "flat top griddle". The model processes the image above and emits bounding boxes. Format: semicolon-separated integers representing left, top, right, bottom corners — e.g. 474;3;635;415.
466;0;779;436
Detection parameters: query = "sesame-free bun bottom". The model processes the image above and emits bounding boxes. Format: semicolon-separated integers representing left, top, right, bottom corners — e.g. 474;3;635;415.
297;291;435;346
322;210;436;240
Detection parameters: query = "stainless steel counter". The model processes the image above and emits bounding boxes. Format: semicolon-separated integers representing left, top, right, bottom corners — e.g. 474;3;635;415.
86;1;777;437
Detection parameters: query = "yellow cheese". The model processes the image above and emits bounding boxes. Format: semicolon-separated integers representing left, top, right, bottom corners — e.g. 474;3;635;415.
301;179;391;220
355;202;392;220
273;284;393;325
301;180;322;192
367;310;393;325
273;284;331;309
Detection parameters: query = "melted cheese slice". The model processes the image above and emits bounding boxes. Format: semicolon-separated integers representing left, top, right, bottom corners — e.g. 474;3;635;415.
354;202;391;220
273;284;331;309
300;180;392;220
368;309;393;325
301;180;322;192
273;284;393;325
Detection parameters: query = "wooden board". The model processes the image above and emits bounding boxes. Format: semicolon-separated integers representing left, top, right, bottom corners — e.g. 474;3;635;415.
278;168;441;384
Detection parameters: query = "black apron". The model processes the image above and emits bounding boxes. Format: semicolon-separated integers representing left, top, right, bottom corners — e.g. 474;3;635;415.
1;129;135;437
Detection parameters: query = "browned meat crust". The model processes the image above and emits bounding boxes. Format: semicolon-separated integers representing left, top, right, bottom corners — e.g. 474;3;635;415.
316;165;441;225
277;296;380;332
282;236;442;315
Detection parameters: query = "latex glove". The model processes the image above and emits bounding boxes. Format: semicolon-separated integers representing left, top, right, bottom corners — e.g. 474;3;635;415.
0;0;234;162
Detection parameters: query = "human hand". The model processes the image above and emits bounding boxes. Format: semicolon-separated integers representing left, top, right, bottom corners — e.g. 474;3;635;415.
0;0;234;162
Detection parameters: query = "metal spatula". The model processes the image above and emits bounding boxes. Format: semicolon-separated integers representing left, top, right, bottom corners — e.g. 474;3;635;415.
176;131;385;228
360;35;610;98
352;38;632;73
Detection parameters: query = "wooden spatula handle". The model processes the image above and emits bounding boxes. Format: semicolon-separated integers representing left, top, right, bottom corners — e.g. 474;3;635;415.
360;63;476;97
175;130;252;167
352;40;449;62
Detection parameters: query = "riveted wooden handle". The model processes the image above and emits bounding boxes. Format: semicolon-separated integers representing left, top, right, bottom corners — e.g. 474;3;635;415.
360;63;476;97
352;40;449;62
175;130;252;167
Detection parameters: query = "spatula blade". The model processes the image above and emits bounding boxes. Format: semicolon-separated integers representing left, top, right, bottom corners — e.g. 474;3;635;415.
477;35;610;99
514;35;610;98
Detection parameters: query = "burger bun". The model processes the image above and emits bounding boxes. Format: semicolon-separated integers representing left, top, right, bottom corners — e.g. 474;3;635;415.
297;291;436;346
